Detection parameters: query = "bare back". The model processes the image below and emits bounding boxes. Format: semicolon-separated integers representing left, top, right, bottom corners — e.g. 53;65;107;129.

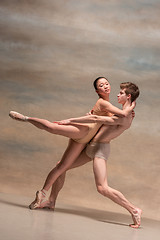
92;114;133;143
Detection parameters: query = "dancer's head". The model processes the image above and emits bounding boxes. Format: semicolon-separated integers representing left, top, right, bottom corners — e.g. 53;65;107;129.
93;77;111;97
118;82;140;104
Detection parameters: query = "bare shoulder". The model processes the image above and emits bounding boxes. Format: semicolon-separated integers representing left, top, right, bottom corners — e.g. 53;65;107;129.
98;98;109;107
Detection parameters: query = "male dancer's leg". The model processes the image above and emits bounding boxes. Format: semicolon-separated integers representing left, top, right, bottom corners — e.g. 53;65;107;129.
93;157;142;228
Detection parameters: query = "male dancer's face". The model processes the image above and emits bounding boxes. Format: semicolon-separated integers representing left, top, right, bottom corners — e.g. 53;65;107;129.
117;88;130;105
96;78;111;96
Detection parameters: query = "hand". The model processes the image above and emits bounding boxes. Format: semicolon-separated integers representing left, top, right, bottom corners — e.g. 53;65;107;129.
131;100;136;109
132;110;135;118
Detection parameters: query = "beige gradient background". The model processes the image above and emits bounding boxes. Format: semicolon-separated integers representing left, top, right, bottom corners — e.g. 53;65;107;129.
0;0;160;221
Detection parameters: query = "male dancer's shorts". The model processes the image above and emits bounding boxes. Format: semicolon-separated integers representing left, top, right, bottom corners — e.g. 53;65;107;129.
86;142;110;161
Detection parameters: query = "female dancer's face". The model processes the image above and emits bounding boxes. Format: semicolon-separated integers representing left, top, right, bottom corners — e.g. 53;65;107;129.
96;78;111;96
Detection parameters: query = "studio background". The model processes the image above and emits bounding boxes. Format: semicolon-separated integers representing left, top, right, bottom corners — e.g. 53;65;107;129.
0;0;160;221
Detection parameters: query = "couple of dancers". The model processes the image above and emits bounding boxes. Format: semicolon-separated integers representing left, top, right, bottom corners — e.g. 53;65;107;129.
9;77;142;228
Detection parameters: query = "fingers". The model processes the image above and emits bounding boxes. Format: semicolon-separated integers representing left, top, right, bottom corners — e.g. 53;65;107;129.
132;110;135;118
132;100;136;108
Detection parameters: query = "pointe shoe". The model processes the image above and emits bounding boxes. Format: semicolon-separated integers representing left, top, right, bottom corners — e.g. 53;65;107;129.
9;111;28;122
29;190;46;210
130;208;142;228
39;200;55;211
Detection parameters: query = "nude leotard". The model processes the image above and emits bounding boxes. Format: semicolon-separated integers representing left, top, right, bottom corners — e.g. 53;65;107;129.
73;122;101;143
73;99;111;144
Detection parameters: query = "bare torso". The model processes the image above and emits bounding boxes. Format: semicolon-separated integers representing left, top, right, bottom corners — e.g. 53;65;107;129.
92;114;133;143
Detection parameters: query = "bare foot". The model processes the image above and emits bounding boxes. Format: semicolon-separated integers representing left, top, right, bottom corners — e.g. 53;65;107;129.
29;190;46;210
9;111;28;122
130;208;142;228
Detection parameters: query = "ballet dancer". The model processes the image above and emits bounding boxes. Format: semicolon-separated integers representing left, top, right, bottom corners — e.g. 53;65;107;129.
39;82;142;228
9;78;135;212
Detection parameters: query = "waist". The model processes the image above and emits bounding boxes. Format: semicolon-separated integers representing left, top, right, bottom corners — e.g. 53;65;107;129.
73;122;101;144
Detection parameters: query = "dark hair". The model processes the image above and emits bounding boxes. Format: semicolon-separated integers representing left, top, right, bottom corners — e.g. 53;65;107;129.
120;82;140;102
93;77;109;90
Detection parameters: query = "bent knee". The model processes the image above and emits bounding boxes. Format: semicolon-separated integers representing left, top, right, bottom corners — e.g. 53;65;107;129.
97;185;110;196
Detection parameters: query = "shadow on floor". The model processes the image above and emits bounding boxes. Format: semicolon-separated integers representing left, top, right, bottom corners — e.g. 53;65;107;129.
0;194;132;226
54;206;131;227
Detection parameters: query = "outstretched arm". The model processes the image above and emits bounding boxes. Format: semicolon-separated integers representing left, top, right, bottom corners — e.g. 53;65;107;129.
57;114;124;126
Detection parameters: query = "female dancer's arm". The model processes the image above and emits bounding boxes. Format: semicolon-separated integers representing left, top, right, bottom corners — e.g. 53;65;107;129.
98;98;135;117
57;99;136;125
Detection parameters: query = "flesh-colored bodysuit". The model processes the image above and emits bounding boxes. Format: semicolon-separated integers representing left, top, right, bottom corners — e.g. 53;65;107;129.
73;99;112;143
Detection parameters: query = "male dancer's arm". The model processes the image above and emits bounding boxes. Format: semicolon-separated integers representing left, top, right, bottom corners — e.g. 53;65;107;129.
56;115;124;126
56;100;136;126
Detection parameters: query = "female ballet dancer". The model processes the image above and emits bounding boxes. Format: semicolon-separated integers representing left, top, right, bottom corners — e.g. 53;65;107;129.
9;77;135;209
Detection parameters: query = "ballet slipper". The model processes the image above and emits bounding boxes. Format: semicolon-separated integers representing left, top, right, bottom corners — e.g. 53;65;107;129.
47;200;55;211
48;205;55;211
39;200;55;211
29;190;46;210
9;111;28;122
39;200;51;209
129;208;142;228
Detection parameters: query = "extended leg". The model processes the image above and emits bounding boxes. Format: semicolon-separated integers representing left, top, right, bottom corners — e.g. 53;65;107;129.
9;111;89;139
93;157;142;228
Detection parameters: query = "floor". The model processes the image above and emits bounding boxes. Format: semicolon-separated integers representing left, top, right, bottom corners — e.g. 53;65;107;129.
0;193;159;240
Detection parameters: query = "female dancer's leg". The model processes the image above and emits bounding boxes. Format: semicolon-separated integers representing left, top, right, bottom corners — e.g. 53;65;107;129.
9;111;89;140
27;117;89;139
9;112;93;209
42;139;87;191
41;150;92;209
29;139;87;209
93;157;142;228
